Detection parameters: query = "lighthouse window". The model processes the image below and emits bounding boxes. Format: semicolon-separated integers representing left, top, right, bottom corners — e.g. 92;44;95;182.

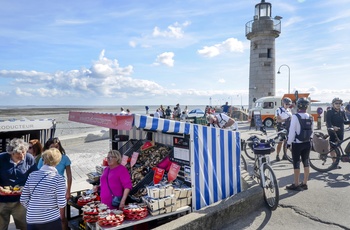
267;48;272;58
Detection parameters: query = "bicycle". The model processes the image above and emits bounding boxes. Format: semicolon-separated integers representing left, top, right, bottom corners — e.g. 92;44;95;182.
242;126;293;163
240;154;247;171
309;128;350;172
250;137;279;210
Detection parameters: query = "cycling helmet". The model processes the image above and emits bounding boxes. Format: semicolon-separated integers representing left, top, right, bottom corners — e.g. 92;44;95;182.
332;97;343;104
282;97;292;105
296;97;310;110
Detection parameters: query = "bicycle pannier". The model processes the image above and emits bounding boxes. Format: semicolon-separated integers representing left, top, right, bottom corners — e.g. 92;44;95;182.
312;133;329;154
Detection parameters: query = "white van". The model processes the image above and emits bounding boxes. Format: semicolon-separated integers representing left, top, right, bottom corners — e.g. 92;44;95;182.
249;93;318;128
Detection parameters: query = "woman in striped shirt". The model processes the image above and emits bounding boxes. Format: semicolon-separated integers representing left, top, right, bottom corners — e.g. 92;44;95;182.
20;148;66;230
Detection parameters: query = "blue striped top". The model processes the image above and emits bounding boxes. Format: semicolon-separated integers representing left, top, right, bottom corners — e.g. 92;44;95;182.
20;165;67;224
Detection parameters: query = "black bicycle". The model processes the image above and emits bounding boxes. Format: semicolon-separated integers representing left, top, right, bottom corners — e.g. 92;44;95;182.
243;127;292;163
309;128;350;172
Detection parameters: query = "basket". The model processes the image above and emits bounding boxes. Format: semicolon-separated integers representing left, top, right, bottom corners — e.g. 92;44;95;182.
253;143;272;155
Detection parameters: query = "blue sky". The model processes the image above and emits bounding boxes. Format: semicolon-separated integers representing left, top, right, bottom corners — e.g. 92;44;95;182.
0;0;349;107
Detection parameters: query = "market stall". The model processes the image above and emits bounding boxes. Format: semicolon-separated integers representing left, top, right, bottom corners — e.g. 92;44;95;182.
68;112;241;228
0;118;56;152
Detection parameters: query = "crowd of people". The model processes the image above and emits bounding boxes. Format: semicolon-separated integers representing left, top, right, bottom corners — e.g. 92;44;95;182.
0;136;132;230
272;96;350;191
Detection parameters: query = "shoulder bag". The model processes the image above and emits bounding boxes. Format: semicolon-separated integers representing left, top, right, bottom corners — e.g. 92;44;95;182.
107;168;122;208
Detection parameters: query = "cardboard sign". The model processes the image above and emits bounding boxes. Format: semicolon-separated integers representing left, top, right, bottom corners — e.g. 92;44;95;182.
121;155;129;166
130;152;139;167
167;163;181;183
153;167;165;185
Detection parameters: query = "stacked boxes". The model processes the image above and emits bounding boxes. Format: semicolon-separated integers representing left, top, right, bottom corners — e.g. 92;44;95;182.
142;184;177;216
142;184;192;216
173;186;192;210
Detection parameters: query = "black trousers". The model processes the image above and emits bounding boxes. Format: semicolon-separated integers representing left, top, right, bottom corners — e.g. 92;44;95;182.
27;218;62;230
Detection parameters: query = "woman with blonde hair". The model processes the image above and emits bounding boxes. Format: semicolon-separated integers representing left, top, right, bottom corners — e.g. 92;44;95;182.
21;148;66;230
100;150;132;209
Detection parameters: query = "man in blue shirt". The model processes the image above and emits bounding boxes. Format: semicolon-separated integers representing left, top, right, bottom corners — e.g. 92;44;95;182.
0;138;37;230
221;102;231;116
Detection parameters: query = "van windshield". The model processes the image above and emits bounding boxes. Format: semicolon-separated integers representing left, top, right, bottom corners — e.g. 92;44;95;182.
255;101;275;109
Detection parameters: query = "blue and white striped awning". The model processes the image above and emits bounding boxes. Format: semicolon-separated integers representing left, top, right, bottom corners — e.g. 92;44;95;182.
134;114;191;134
134;114;241;210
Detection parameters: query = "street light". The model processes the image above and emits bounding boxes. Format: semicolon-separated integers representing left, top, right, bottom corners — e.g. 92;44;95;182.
277;64;291;94
237;95;242;110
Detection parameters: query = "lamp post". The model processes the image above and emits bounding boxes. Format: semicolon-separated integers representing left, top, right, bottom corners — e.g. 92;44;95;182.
237;95;242;110
277;64;291;94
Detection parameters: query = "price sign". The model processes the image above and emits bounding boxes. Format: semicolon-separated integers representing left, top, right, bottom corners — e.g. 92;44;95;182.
121;155;129;166
167;163;181;183
153;167;165;184
130;152;139;167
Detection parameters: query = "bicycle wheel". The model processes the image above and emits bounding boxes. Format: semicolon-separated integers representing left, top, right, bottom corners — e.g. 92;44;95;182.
262;164;279;210
309;147;340;172
283;142;293;163
240;154;247;171
243;141;255;160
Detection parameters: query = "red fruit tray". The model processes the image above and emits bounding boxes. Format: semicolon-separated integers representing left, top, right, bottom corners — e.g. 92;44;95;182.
123;207;148;220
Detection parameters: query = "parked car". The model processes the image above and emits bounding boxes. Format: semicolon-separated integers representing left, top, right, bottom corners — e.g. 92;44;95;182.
187;109;205;118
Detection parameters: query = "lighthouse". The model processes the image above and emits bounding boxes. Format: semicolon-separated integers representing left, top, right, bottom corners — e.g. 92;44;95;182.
246;0;282;109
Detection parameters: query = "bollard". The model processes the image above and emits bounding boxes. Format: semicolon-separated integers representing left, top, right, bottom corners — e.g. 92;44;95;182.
317;115;322;130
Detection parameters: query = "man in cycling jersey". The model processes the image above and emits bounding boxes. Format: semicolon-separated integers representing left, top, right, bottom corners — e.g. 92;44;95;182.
207;113;237;130
275;97;293;161
326;97;349;168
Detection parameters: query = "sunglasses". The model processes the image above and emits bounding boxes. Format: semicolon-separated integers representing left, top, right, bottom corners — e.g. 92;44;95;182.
334;103;341;105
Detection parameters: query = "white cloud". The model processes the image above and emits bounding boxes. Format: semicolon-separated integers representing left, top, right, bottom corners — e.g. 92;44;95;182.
129;41;137;48
218;78;226;83
152;21;190;39
153;52;175;67
197;38;243;58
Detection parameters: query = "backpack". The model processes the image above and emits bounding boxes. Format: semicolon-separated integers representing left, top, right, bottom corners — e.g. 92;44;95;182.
295;114;313;142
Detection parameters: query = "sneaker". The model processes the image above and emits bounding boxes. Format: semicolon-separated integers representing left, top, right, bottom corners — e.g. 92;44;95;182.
276;155;281;161
299;183;308;190
282;155;288;161
286;184;301;191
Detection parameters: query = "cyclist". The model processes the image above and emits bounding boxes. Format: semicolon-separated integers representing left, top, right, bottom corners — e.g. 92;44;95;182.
275;97;292;161
286;98;313;191
326;97;349;167
207;113;237;130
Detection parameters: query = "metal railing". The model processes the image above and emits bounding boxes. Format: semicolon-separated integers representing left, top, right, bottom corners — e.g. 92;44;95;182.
245;19;281;36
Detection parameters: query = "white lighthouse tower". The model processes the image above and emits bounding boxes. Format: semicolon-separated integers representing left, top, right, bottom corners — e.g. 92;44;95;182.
246;0;282;108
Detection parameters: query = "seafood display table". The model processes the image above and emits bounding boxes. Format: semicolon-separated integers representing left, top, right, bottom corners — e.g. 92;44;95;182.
88;206;191;230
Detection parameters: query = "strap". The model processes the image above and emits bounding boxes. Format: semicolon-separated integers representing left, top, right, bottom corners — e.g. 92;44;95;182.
31;173;49;197
106;168;115;197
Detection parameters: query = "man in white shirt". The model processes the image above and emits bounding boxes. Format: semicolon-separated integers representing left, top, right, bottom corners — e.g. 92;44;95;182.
275;97;292;161
207;113;236;130
120;107;127;115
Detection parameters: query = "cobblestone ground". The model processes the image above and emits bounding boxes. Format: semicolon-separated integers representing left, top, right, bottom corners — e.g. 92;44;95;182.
64;138;110;190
